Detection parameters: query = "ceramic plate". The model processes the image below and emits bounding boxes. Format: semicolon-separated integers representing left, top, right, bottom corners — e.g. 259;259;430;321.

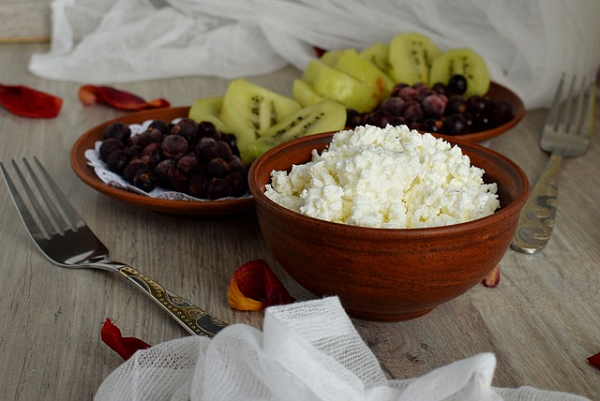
70;107;255;216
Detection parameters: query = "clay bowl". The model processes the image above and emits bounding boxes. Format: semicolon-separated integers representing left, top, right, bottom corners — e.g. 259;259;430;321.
248;131;529;321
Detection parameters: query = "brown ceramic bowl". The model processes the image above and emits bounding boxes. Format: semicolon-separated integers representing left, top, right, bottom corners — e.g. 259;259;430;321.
248;131;529;321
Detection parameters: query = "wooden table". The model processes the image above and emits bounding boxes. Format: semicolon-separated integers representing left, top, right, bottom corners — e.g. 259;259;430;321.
1;43;599;400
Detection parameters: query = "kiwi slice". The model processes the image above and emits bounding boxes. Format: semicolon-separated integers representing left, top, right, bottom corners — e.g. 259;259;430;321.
240;100;346;162
388;32;442;86
302;59;378;113
332;48;394;101
359;42;390;73
319;49;344;67
188;96;229;133
429;48;490;97
220;79;301;145
292;79;323;107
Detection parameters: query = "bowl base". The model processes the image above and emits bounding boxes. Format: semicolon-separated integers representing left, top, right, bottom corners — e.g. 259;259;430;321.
345;306;435;322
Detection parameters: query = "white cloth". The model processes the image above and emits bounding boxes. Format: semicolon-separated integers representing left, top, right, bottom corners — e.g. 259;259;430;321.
29;0;600;110
94;297;589;401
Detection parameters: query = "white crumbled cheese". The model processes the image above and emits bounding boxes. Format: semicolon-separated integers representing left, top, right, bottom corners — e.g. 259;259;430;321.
264;125;500;229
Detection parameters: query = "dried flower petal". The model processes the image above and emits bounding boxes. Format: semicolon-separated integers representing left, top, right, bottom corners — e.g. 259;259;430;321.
0;84;62;118
227;259;296;311
101;318;151;360
482;265;501;288
78;85;170;111
588;352;600;370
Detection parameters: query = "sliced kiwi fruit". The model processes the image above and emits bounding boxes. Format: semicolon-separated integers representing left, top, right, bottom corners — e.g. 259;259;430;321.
359;42;390;73
319;49;344;67
332;48;394;101
302;59;378;113
241;100;346;162
219;78;301;145
429;48;490;98
388;32;442;86
292;79;323;107
188;96;229;133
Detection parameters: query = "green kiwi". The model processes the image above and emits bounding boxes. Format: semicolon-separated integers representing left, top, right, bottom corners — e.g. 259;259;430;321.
302;59;378;113
388;32;442;86
359;42;390;73
332;48;394;101
188;96;229;133
240;100;346;162
292;79;323;107
319;49;344;67
429;48;490;97
219;79;301;146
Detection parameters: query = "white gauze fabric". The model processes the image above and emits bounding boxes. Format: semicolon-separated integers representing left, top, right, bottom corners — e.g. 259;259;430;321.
93;297;590;401
29;0;600;109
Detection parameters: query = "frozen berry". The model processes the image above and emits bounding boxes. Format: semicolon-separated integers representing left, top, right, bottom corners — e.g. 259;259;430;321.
177;154;199;174
104;122;131;142
148;119;170;136
161;135;188;160
132;127;163;148
99;138;124;162
197;121;221;139
166;167;188;192
154;159;177;187
105;149;129;174
421;94;448;118
227;171;248;197
140;142;163;166
378;97;406;116
123;158;150;183
346;109;362;128
171;118;199;143
206;157;229;178
206;177;232;200
444;114;468;135
133;168;156;192
188;171;209;198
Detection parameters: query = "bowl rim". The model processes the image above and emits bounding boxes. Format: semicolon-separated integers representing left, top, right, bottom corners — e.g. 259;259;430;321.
248;130;530;236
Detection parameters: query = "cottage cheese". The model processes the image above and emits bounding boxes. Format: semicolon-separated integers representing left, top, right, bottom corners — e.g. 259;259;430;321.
264;125;500;229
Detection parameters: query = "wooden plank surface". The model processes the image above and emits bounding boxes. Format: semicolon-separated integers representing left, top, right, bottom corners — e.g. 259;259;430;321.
0;2;51;42
0;43;599;400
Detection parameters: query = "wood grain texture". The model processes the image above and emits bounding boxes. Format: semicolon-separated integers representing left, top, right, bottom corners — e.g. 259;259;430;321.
1;43;599;400
0;1;51;42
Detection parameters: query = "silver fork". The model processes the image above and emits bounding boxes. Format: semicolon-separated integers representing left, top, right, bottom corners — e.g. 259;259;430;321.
511;74;596;254
0;157;227;337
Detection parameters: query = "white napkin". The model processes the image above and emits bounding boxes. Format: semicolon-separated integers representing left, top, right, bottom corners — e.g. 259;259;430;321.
29;0;600;110
94;297;589;401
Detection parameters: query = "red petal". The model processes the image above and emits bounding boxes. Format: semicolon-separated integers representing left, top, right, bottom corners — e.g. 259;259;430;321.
482;265;501;288
101;318;151;360
227;259;295;311
0;84;62;118
78;85;170;111
588;352;600;370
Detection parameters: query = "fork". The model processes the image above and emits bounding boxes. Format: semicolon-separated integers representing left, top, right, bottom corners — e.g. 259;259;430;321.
511;74;596;254
0;157;227;337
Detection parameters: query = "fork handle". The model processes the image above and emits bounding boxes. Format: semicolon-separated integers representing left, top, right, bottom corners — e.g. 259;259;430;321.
511;153;562;254
117;265;228;337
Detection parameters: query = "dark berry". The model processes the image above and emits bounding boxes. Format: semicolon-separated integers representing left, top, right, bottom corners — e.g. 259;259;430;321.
154;159;177;188
161;135;189;160
166;167;188;192
206;177;232;200
197;121;221;139
105;149;129;174
421;94;448;118
465;96;491;116
104;122;131;142
123;158;150;183
447;75;467;95
171;118;199;143
177;154;199;175
488;100;513;127
444;95;466;116
431;82;447;95
132;128;163;148
226;171;248;197
421;118;443;133
148;119;170;136
346;109;362;128
402;101;424;124
133;168;156;192
206;157;230;178
140;142;163;166
188;171;209;198
99;138;124;162
443;114;468;135
378;97;406;116
390;82;409;97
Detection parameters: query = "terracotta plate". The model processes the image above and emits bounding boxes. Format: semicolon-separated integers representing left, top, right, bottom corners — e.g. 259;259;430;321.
447;81;525;142
70;107;255;216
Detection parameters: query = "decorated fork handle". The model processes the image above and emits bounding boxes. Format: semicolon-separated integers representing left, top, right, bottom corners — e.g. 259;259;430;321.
511;153;562;254
117;265;228;337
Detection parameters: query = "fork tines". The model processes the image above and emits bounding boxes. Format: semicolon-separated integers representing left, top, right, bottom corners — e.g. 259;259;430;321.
0;158;83;240
547;74;596;136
